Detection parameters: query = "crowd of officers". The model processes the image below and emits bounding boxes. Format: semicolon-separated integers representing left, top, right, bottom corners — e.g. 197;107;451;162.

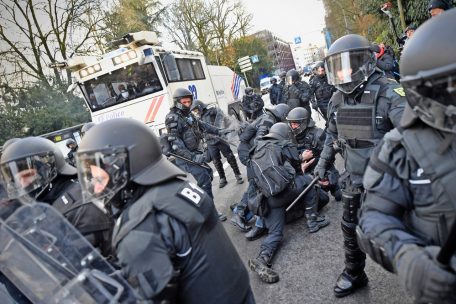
0;5;455;304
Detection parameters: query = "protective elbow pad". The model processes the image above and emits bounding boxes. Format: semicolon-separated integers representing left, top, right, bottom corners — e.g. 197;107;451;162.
356;226;394;272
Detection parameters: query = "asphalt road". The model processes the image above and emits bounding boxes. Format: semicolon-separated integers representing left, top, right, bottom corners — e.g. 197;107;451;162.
206;94;413;304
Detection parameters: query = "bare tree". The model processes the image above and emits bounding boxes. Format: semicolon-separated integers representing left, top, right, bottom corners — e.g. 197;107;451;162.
163;0;252;63
0;0;107;90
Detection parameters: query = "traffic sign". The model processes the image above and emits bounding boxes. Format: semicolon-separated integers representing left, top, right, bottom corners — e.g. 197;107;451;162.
238;56;250;63
250;55;259;63
239;62;252;69
240;66;252;73
294;36;302;44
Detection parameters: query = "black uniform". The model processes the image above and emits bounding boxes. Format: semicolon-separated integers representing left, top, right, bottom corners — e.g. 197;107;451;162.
37;175;113;257
165;107;220;199
269;83;283;105
200;105;242;182
376;47;396;80
112;178;253;303
309;74;336;120
293;120;340;197
283;80;312;113
242;94;264;121
315;70;406;295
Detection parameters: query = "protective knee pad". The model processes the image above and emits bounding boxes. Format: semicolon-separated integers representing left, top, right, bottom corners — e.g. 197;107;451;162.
342;191;361;223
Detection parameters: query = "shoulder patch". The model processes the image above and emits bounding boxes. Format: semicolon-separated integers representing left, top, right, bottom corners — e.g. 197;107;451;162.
177;182;204;206
393;87;405;97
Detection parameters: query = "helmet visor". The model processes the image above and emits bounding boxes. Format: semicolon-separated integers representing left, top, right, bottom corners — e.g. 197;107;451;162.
0;153;57;199
288;119;308;135
326;50;376;94
76;147;129;208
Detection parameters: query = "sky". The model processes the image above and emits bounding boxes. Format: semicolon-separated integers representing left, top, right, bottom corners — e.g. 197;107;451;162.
241;0;327;46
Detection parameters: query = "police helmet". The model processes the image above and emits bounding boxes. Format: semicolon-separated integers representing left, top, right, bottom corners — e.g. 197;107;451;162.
286;107;311;135
325;34;377;94
66;138;77;149
428;0;452;12
264;122;291;141
0;137;76;199
172;88;194;111
266;104;291;122
271;77;277;84
190;99;208;118
81;122;95;137
286;69;300;85
400;8;456;134
2;138;20;151
245;87;254;96
77;118;185;208
279;71;287;78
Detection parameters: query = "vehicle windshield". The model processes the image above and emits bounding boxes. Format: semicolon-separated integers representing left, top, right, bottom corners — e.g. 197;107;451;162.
260;79;271;88
80;63;163;111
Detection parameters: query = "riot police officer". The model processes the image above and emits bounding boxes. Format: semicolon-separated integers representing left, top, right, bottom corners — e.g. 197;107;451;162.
282;69;312;113
76;118;255;304
248;123;328;284
313;34;406;297
269;77;282;105
241;87;264;121
165;88;228;221
309;61;336;121
191;100;243;188
357;10;456;304
65;138;78;167
232;104;290;234
0;137;113;257
286;107;341;201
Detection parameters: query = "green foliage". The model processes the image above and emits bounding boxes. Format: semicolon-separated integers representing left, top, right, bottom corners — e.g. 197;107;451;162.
0;81;90;145
231;36;273;88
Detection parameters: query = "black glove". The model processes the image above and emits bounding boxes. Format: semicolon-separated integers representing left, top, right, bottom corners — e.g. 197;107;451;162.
313;164;326;180
395;244;456;304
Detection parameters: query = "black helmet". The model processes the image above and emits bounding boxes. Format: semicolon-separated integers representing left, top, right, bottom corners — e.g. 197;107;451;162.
190;99;208;119
286;107;311;135
172;88;193;112
2;138;20;151
400;9;456;134
66;138;77;149
77;118;185;208
81;122;95;137
271;77;277;84
286;69;300;85
428;0;452;11
0;137;76;199
325;34;377;94
266;104;291;122
264;122;291;141
245;87;254;96
279;71;287;79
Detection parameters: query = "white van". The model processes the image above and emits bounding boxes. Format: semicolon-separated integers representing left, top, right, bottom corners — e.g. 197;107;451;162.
260;76;279;95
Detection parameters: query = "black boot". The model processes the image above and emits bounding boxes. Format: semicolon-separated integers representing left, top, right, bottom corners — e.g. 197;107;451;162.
230;212;251;232
334;269;368;298
306;213;329;233
248;252;279;284
245;225;267;241
213;158;227;188
227;154;244;184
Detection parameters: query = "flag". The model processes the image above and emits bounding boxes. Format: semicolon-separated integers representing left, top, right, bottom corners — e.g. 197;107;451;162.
231;73;242;99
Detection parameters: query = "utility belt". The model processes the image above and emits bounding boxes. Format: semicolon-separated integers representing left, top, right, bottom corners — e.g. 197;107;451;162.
342;138;375;149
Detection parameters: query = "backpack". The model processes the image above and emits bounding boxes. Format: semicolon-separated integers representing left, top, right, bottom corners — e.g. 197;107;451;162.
250;141;296;197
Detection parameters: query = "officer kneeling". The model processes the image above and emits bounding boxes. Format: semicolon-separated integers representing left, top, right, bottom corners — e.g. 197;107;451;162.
357;9;456;304
76;118;255;304
248;122;329;284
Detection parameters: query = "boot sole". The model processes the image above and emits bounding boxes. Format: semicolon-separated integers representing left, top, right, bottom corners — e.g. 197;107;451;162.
230;218;252;232
334;277;368;298
248;259;279;284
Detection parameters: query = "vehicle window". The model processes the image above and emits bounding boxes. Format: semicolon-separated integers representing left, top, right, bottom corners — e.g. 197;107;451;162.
80;63;163;112
163;57;206;83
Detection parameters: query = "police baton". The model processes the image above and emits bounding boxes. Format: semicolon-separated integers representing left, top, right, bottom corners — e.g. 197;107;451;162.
436;218;456;267
286;176;319;212
212;135;238;148
167;153;211;170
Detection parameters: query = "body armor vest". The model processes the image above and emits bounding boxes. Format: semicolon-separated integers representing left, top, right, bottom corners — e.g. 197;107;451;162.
335;75;391;175
313;76;334;102
112;179;250;304
401;125;456;246
179;114;203;151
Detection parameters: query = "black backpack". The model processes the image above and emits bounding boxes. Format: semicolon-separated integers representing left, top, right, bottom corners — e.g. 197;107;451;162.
251;140;296;197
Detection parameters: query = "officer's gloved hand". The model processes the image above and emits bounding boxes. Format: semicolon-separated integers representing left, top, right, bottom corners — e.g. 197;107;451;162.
395;244;456;304
313;165;326;180
193;153;206;164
